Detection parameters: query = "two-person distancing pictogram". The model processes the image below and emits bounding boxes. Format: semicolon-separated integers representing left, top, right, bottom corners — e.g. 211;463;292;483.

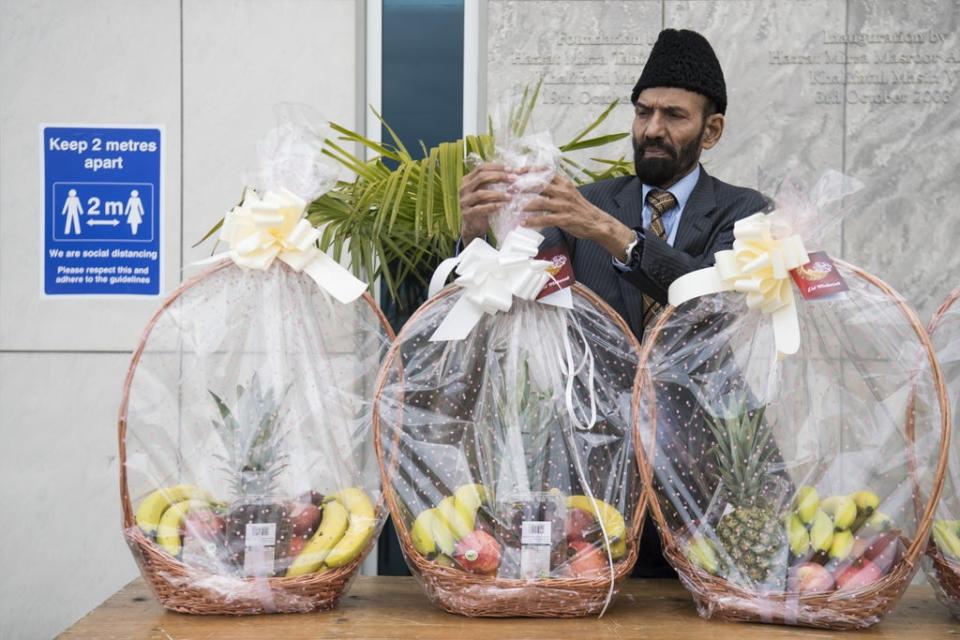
52;182;153;242
60;187;144;237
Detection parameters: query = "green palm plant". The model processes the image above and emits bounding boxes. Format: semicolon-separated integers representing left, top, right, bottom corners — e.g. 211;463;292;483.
307;82;634;303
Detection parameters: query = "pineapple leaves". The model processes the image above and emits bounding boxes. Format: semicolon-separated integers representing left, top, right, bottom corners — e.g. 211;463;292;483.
706;399;772;506
207;374;292;495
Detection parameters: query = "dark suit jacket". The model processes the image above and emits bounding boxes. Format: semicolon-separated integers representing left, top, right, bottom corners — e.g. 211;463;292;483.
542;166;769;577
543;166;769;339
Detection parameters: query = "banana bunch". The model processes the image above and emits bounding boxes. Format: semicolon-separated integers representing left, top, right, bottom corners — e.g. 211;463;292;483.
684;533;720;575
784;486;889;561
134;484;220;556
286;487;376;576
411;483;488;558
933;519;960;561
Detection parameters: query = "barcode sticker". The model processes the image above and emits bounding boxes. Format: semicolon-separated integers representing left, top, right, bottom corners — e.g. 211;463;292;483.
521;520;552;546
245;522;277;547
243;522;277;577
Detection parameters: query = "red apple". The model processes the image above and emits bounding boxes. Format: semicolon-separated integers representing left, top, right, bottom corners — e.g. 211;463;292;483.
863;533;902;574
287;535;306;559
565;508;597;544
289;502;322;538
454;530;501;574
568;541;607;577
787;562;835;593
836;559;884;592
183;510;224;541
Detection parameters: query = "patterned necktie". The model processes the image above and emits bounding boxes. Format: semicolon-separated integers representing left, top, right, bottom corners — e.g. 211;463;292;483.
641;189;678;330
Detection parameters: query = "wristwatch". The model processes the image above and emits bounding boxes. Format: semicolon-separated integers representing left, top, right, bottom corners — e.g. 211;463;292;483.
613;230;643;270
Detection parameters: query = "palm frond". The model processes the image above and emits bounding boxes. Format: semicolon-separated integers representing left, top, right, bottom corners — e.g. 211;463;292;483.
198;83;635;305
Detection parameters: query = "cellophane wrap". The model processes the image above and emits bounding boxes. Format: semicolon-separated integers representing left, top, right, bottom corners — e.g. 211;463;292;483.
636;173;948;629
476;93;562;242
375;286;643;616
923;289;960;618
120;114;392;614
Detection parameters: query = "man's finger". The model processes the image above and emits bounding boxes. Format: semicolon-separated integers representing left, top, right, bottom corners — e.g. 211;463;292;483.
522;196;563;212
463;162;506;181
466;202;504;218
464;168;515;190
462;190;511;208
460;164;508;193
522;214;563;228
537;182;570;198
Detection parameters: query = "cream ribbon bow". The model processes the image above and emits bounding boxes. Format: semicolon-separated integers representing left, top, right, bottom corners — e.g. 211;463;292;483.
198;188;367;303
668;212;809;356
428;227;570;341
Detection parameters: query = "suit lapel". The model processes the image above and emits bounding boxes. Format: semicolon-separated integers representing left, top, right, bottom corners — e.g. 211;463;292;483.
673;167;718;254
612;179;647;334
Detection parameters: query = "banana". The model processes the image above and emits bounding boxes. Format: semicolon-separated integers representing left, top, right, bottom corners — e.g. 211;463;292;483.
435;554;456;568
411;509;438;556
609;538;627;561
933;520;960;561
793;486;820;524
829;529;854;560
430;509;457;556
810;510;835;552
286;500;349;576
437;496;473;540
324;489;377;568
821;495;857;530
566;495;626;542
862;511;894;534
787;513;810;556
155;499;210;556
685;534;719;575
135;484;210;536
453;483;488;530
851;490;880;516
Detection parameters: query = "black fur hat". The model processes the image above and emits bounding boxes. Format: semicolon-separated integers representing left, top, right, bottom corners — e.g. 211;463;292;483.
631;29;727;114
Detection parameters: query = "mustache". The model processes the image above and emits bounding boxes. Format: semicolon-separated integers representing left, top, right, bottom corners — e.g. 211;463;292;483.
635;139;678;160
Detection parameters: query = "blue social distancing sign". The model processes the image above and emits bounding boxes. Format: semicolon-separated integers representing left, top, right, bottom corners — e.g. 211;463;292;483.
43;125;162;295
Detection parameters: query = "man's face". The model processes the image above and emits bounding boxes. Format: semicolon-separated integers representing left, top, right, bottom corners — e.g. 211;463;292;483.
632;87;712;188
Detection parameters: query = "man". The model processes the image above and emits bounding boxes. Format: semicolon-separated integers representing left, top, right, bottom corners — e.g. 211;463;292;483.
458;29;769;576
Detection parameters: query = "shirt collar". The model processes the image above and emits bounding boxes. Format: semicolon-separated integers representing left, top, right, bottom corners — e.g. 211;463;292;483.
640;164;701;214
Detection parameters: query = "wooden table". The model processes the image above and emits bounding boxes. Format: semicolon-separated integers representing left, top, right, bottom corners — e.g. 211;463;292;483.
58;577;957;639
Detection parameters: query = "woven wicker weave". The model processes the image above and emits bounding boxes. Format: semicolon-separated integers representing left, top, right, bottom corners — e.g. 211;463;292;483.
373;283;646;617
118;261;395;615
632;260;951;630
925;287;960;614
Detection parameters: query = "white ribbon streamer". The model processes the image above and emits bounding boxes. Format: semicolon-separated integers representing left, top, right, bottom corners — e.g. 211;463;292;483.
428;228;571;341
196;188;367;303
668;212;809;356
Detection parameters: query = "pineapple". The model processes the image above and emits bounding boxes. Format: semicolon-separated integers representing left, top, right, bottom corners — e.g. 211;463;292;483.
706;401;787;589
209;374;294;577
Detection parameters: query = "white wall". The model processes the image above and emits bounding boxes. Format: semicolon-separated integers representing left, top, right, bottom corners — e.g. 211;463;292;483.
0;1;361;638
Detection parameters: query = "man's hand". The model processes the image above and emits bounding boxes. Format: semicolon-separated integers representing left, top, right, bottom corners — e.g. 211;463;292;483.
459;163;515;245
522;174;636;261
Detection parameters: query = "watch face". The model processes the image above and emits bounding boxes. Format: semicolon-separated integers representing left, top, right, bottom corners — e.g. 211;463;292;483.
627;231;642;269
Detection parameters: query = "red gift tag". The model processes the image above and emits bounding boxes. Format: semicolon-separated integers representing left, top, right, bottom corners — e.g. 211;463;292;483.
535;242;576;300
790;251;849;301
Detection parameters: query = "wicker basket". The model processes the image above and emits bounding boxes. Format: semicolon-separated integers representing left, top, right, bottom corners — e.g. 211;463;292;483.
633;260;951;630
925;287;960;615
373;283;646;617
118;261;395;615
